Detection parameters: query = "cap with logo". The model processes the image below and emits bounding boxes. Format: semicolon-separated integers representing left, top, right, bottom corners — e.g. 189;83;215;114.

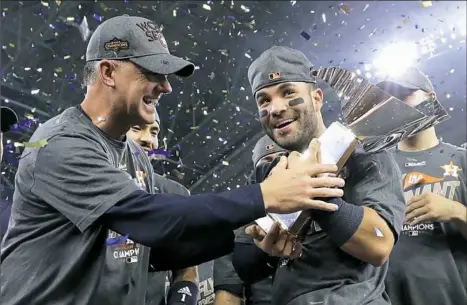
376;67;435;99
252;134;288;166
86;15;195;77
1;106;18;132
248;45;316;96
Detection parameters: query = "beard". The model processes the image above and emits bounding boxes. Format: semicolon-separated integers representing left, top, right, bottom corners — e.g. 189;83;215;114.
263;104;320;152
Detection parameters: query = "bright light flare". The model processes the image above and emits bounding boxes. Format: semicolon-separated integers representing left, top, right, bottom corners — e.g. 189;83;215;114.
372;42;419;78
459;19;466;36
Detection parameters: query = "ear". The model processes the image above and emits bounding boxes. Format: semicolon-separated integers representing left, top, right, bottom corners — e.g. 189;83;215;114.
97;60;117;88
312;87;324;112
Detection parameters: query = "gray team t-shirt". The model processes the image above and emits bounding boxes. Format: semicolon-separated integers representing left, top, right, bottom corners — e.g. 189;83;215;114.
197;260;215;305
386;142;467;305
1;107;154;305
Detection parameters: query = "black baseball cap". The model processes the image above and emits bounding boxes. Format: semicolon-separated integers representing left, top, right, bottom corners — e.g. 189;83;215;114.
248;46;316;96
86;15;195;77
376;67;435;99
1;106;18;132
252;134;288;166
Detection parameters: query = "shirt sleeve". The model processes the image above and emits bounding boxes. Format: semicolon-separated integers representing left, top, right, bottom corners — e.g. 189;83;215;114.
213;254;244;288
344;149;406;241
31;133;142;232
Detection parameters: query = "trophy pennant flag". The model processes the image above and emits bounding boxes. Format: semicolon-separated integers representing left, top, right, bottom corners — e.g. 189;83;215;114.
256;67;450;238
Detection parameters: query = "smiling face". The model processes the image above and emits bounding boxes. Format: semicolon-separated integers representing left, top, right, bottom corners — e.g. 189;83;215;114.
127;120;160;152
255;81;324;151
98;60;173;127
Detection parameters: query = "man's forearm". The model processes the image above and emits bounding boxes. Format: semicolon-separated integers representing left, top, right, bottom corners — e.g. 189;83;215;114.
315;200;395;266
452;201;467;240
340;207;395;266
214;291;243;305
172;267;198;284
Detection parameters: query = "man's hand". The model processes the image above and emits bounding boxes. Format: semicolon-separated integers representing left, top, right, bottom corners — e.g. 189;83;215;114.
245;222;302;258
406;192;465;225
260;139;345;214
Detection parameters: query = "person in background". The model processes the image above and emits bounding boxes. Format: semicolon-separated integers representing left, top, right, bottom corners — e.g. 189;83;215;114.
129;110;215;305
233;45;406;305
125;109;199;305
213;135;287;305
0;106;18;239
376;67;467;305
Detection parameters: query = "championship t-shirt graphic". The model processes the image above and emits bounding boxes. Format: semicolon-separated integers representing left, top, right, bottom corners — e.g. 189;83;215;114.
386;142;467;305
399;155;464;237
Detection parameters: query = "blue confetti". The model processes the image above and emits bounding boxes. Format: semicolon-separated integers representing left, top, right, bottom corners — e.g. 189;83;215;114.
105;234;129;246
300;31;311;40
148;149;171;158
93;14;103;22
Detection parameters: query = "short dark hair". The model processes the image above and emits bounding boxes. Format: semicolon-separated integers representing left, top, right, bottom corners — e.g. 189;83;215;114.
82;61;99;87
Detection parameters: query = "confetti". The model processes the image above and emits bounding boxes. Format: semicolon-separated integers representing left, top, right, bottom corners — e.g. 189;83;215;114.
374;228;384;237
0;0;464;196
17;139;48;148
339;4;351;15
420;1;433;8
148;149;171;158
300;31;311;40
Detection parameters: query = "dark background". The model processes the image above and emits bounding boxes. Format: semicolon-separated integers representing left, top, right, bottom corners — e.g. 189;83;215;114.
1;1;466;196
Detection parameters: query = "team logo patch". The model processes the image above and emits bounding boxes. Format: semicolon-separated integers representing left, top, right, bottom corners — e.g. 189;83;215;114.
266;144;275;151
104;37;130;52
269;72;280;80
440;161;462;178
403;172;444;190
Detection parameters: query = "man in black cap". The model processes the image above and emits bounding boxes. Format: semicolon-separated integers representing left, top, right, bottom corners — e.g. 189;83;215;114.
0;106;18;239
214;135;287;305
0;16;345;305
376;68;467;305
232;45;406;305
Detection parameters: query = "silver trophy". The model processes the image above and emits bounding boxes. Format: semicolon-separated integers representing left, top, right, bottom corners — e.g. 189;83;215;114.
256;67;450;237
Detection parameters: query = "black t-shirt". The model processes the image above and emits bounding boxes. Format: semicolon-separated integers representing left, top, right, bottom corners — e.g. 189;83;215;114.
146;175;191;305
386;142;467;305
213;253;273;305
256;147;405;305
148;176;216;305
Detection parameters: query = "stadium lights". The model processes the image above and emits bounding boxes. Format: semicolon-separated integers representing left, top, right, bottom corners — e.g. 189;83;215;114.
372;42;419;78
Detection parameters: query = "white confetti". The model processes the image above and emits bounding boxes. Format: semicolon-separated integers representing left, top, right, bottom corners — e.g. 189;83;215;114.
202;4;211;11
240;5;250;12
374;227;384;237
322;13;326;23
